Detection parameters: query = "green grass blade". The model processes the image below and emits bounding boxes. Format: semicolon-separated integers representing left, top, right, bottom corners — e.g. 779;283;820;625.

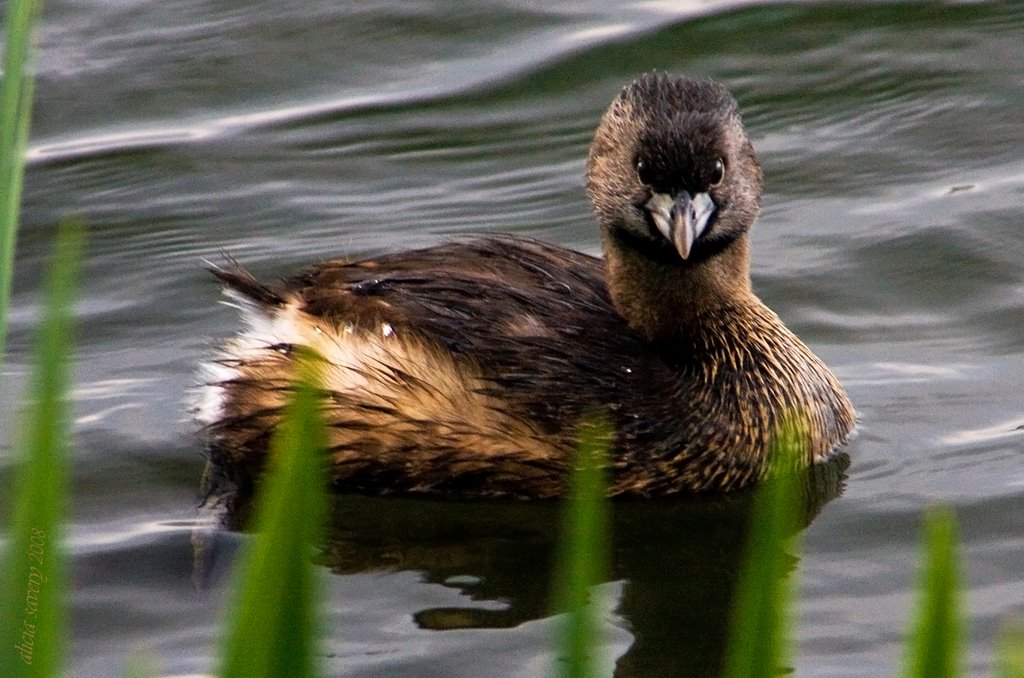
218;369;328;678
1;222;84;678
903;507;963;678
721;419;807;678
552;415;611;678
998;621;1024;678
0;0;42;363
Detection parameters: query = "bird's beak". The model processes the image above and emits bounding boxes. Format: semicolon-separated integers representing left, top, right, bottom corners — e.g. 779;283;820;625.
645;190;716;260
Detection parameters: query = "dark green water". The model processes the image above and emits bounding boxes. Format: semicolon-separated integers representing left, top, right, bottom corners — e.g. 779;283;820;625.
3;1;1024;676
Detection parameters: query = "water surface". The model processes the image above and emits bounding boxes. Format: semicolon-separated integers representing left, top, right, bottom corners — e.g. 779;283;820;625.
3;1;1024;676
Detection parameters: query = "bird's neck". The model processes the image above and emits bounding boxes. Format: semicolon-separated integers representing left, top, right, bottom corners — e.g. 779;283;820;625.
602;231;755;344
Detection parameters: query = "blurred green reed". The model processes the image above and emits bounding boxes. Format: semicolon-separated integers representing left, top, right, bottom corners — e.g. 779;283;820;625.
0;223;83;678
2;3;78;677
721;419;806;678
552;416;612;678
0;0;41;363
218;369;328;678
904;508;963;678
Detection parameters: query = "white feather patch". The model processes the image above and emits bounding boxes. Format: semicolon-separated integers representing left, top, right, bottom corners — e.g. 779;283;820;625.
193;288;309;426
193;287;460;426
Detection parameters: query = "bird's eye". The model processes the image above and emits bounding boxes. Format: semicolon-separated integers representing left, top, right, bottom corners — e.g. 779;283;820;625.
636;159;653;187
709;158;725;187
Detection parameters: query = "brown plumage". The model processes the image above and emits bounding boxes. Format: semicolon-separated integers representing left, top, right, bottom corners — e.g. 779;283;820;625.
194;74;856;502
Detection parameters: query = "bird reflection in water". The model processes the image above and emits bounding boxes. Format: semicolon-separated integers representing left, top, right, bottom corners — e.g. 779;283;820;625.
194;451;845;678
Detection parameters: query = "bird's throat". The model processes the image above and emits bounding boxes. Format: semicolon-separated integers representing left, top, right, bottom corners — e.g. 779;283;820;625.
602;230;754;344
